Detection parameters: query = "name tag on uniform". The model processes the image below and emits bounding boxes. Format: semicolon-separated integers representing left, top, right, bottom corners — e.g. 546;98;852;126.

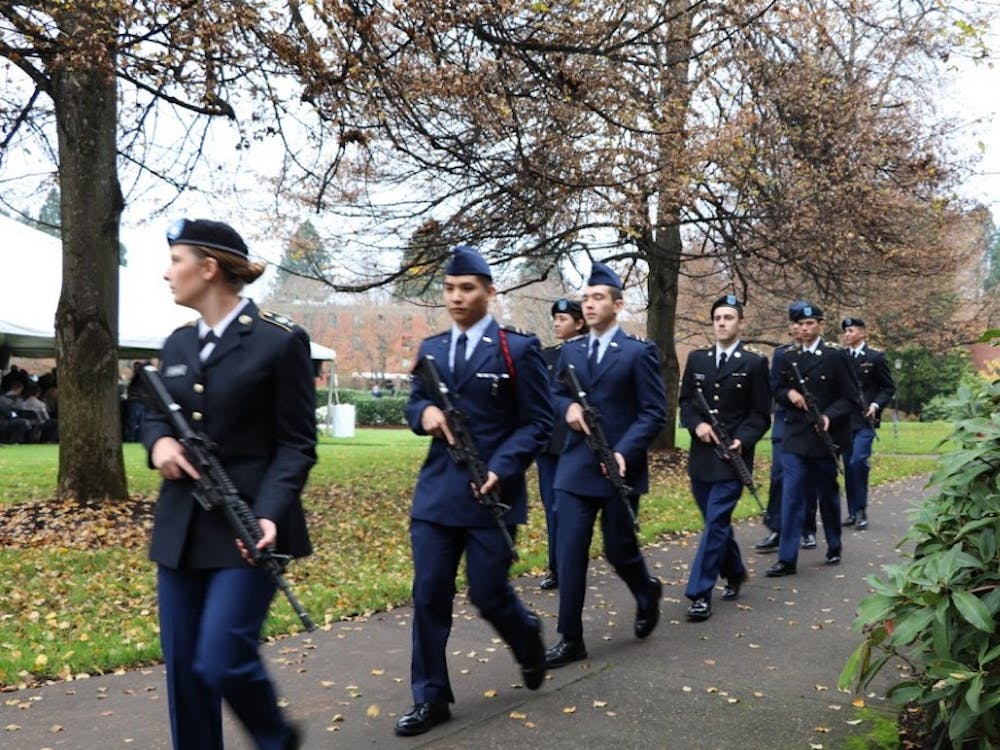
165;364;188;378
476;372;510;396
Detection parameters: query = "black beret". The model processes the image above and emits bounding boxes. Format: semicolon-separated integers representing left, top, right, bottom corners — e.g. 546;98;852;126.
587;262;622;289
788;299;808;320
445;245;492;280
841;317;866;330
551;298;584;320
711;294;743;318
166;218;248;257
790;303;824;322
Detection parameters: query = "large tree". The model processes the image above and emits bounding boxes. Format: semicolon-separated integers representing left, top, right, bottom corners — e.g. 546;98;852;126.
269;0;977;446
0;2;328;500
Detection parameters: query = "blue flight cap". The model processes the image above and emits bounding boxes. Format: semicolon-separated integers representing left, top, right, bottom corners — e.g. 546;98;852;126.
587;262;622;289
444;245;492;280
791;303;824;322
841;316;866;330
711;294;743;319
166;218;248;257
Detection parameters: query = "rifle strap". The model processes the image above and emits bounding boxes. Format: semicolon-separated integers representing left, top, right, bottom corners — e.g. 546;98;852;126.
498;328;516;385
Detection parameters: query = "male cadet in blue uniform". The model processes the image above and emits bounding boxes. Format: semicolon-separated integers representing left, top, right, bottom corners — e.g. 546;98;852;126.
395;245;553;737
544;262;668;667
679;295;771;620
840;316;896;530
537;298;588;590
766;303;861;576
755;301;807;554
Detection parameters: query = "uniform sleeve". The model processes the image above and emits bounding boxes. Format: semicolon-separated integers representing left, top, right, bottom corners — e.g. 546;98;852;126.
615;341;668;463
405;344;435;435
822;348;863;424
733;355;772;447
488;336;553;481
871;352;896;409
254;328;318;523
677;358;702;434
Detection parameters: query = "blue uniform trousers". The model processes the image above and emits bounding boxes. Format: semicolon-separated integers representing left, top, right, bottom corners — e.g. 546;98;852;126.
844;426;876;515
777;453;842;564
684;479;746;601
554;489;654;640
765;436;783;532
409;520;536;704
536;453;560;573
157;565;290;750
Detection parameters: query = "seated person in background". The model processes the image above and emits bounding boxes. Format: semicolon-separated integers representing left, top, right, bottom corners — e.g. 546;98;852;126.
20;379;58;443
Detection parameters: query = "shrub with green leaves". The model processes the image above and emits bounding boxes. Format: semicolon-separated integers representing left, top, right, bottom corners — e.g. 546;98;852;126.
839;379;1000;748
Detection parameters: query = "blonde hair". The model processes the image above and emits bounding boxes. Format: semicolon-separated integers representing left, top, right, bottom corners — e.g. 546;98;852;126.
193;246;266;289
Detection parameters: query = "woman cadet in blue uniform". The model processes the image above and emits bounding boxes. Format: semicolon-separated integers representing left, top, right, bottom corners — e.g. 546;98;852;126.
141;218;316;750
395;245;553;737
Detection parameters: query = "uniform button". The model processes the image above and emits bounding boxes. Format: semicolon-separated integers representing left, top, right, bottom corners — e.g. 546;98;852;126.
713;395;720;401
192;411;203;421
193;383;205;393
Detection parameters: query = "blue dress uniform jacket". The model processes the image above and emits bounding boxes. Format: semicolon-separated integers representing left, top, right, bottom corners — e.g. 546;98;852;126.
775;340;861;457
850;345;896;429
679;344;771;482
141;300;317;569
552;330;667;495
405;321;553;526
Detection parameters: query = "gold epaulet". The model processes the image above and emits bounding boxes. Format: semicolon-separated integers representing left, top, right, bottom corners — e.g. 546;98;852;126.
259;309;296;332
822;340;841;350
743;343;763;355
501;324;533;337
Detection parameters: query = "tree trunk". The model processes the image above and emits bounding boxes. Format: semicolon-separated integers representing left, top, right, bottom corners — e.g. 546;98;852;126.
52;61;128;502
645;222;682;450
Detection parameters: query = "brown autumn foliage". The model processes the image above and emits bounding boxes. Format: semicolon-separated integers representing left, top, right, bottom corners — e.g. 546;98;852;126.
263;0;985;442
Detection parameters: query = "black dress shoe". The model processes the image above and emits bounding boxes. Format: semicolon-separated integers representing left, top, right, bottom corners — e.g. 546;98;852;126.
755;531;780;552
687;597;712;621
801;534;817;550
283;722;303;750
539;572;558;590
855;510;868;529
545;638;587;668
634;577;663;639
722;575;745;601
842;514;857;527
765;560;797;577
825;550;842;565
394;702;451;737
520;614;547;690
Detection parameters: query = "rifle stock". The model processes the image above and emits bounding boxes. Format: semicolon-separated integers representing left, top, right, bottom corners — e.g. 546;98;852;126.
789;361;842;473
414;355;519;560
560;363;640;534
141;366;317;632
692;387;764;513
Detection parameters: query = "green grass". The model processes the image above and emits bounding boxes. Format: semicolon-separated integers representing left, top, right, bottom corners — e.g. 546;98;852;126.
0;423;947;688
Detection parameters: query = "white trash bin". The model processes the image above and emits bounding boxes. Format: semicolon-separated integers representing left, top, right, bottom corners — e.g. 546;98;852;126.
331;404;356;438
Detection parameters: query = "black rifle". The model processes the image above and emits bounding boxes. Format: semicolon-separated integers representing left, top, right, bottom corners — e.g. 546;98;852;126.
414;355;519;560
560;363;640;534
789;361;842;472
141;366;317;632
692;386;765;513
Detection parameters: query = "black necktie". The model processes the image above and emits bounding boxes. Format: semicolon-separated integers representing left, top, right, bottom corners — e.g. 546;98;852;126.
199;330;218;361
588;339;600;372
454;333;467;379
718;351;727;369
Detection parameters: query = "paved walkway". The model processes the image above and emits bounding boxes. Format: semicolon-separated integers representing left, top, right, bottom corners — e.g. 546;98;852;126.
2;476;930;750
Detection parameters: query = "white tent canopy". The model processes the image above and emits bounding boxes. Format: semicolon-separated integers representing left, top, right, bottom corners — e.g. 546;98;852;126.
0;213;335;363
